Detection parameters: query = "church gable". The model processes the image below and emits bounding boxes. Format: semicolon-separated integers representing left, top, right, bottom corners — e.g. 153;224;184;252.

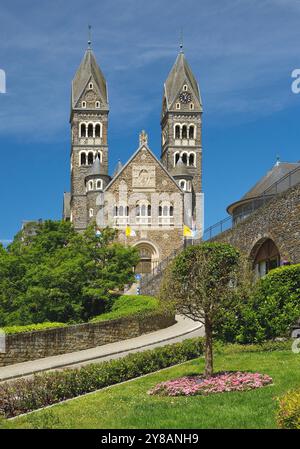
106;141;182;196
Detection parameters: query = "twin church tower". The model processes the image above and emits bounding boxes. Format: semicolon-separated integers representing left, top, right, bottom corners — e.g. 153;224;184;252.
63;41;204;273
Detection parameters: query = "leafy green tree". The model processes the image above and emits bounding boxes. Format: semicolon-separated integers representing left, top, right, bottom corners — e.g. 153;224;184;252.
0;221;139;325
160;242;240;377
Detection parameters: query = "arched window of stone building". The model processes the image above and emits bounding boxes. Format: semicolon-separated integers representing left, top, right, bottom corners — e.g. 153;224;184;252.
182;153;188;165
95;101;100;108
89;208;94;217
136;201;151;224
88;180;93;191
189;126;195;139
179;179;187;190
95;123;101;138
96;179;102;190
88;124;94;138
175;125;180;139
182;125;187;139
80;123;86;138
189;153;195;167
80;152;86;166
174;152;180;166
113;206;118;216
252;238;281;277
88;152;94;165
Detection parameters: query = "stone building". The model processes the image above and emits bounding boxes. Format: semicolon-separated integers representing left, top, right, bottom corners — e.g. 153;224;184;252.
63;43;204;274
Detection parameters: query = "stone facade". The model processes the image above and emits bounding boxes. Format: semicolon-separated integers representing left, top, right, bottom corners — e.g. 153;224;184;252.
63;46;204;272
212;184;300;264
0;313;175;367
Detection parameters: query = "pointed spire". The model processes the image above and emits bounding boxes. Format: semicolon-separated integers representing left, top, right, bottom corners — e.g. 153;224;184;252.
163;50;202;111
71;44;108;109
113;160;123;177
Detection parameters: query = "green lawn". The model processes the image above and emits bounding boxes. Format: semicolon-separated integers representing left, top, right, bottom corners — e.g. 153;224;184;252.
4;349;300;429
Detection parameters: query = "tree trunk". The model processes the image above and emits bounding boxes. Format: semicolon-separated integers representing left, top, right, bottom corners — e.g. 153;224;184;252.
204;317;213;378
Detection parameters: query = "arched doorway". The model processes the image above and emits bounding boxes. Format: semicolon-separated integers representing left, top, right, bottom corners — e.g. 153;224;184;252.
134;242;159;275
251;238;280;277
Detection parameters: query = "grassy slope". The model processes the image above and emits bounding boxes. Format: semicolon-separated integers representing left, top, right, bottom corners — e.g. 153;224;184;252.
90;295;159;322
5;349;300;429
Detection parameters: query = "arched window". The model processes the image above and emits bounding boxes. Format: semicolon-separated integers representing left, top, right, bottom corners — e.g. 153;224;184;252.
80;152;86;166
183;84;188;91
174;152;180;165
95;101;100;108
89;208;94;217
95;124;101;138
190;103;194;110
113;206;118;216
82;101;86;108
89;82;93;89
88;152;94;165
175;125;180;139
189;126;194;139
136;201;151;223
159;202;174;225
179;179;187;190
88;124;94;138
182;125;187;139
80;123;86;138
189;153;195;167
182;153;188;165
88;180;93;191
96;179;102;190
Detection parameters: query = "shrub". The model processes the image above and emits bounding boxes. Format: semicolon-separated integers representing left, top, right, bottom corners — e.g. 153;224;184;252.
215;264;300;344
90;295;159;322
2;322;66;335
0;337;204;418
277;390;300;429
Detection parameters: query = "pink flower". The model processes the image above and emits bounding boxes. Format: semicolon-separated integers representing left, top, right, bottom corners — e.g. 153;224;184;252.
148;372;273;397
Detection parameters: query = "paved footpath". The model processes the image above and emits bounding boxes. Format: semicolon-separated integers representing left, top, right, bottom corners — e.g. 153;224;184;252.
0;316;204;382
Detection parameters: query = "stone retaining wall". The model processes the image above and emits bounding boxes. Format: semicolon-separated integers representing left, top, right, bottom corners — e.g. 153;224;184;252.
0;313;175;367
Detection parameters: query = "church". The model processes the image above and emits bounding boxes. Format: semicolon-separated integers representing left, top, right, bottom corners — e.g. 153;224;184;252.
63;42;204;275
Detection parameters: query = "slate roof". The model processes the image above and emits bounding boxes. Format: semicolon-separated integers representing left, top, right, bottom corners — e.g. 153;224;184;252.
227;161;300;214
86;155;106;177
71;48;108;108
171;158;192;177
164;52;202;109
242;162;300;200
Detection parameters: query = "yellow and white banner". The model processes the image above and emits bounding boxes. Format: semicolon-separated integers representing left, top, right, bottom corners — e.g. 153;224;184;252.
125;225;136;237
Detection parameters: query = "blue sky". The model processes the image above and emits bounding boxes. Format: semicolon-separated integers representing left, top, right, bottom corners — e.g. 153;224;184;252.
0;0;299;244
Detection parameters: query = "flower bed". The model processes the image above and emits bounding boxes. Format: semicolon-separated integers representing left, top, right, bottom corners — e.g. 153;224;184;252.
148;371;273;396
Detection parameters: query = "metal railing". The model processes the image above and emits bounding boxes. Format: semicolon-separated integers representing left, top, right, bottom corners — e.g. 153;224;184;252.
203;164;300;241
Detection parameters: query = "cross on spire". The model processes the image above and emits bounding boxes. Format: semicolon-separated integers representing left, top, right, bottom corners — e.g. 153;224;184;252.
88;25;92;48
179;28;184;53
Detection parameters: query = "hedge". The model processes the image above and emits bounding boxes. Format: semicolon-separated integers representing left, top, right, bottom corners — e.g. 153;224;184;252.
2;322;67;335
0;338;204;418
0;338;292;419
90;295;159;323
277;389;300;429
